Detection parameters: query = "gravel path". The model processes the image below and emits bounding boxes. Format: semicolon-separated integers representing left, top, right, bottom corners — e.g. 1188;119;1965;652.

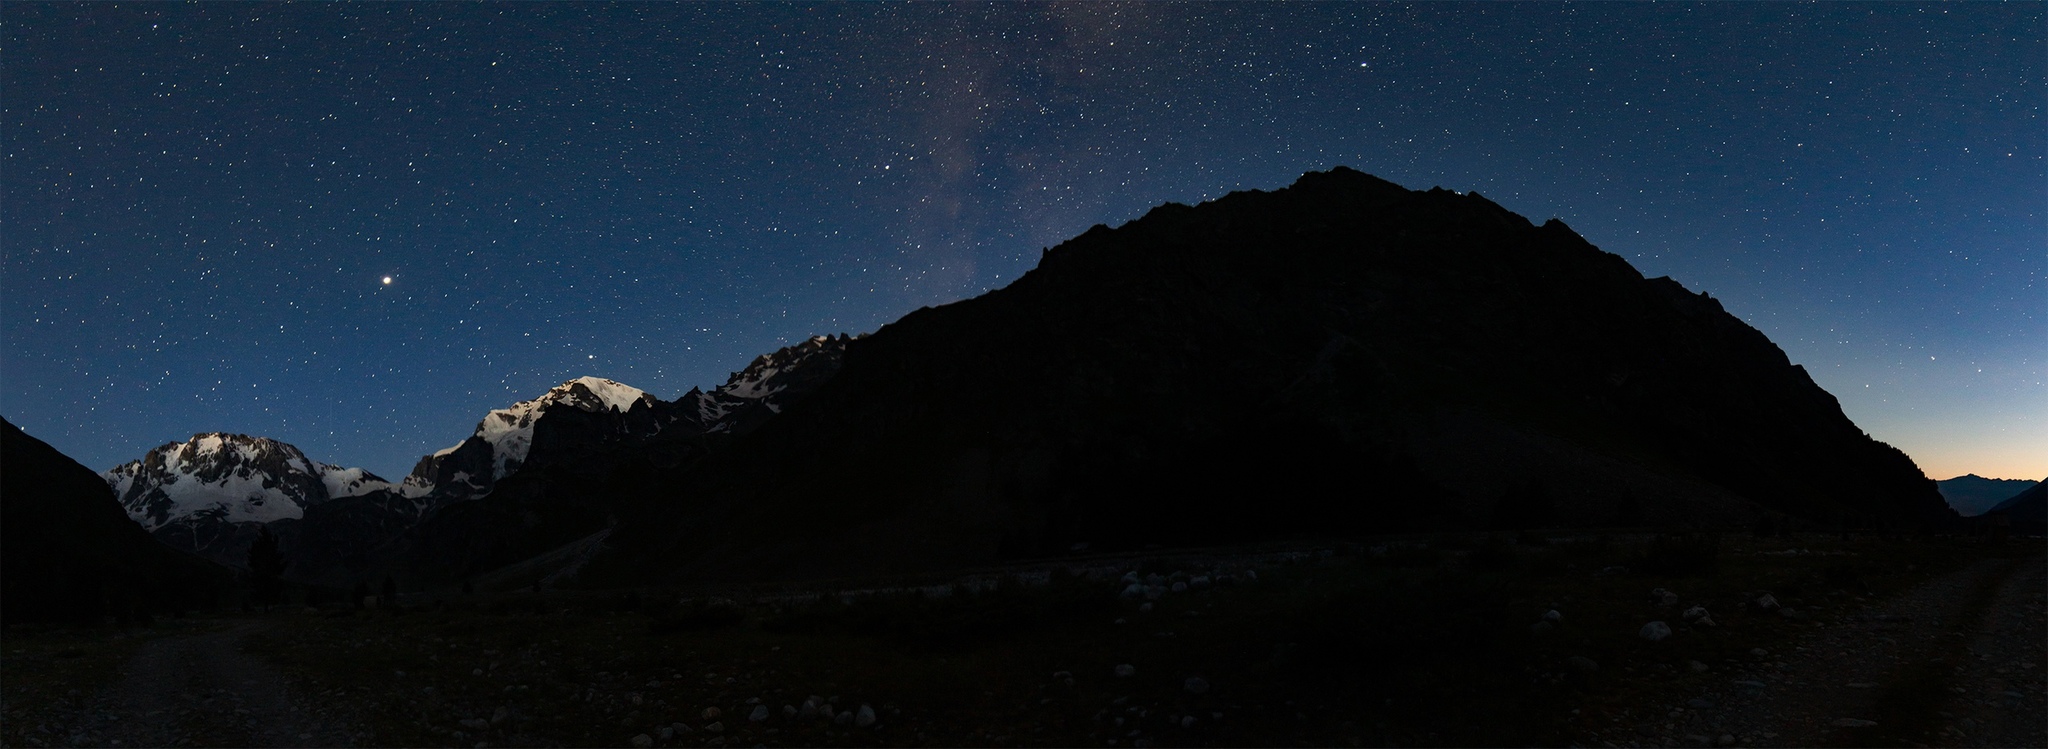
1588;552;2046;748
73;619;364;748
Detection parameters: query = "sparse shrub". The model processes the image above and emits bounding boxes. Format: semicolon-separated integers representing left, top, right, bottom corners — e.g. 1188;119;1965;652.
1636;532;1720;576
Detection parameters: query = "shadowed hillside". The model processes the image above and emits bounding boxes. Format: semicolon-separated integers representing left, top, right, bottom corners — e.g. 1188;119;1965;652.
1;418;233;623
573;168;1951;586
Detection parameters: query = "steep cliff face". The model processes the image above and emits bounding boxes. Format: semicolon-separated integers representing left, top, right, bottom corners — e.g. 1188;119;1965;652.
582;168;1954;585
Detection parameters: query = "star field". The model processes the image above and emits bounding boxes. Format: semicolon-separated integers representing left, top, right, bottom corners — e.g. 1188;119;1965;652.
4;3;2041;481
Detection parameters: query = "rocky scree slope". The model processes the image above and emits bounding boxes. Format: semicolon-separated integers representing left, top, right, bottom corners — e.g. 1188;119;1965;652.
584;167;1955;586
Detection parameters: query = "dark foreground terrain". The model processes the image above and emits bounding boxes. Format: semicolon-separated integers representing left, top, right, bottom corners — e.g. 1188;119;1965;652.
4;533;2040;749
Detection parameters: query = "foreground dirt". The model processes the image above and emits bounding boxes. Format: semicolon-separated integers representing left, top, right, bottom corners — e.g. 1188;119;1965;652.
4;537;2042;748
3;619;364;748
1574;551;2045;748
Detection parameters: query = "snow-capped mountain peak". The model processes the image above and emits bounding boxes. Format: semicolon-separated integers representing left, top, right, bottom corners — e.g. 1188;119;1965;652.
403;376;662;500
104;433;394;532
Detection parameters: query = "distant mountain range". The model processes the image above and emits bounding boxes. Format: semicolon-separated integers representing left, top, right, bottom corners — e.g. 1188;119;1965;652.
91;336;851;583
33;168;1969;592
1935;474;2039;517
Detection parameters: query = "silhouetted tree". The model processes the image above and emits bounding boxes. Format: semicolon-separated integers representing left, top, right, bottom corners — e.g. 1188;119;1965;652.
351;581;370;609
380;575;398;604
247;526;288;613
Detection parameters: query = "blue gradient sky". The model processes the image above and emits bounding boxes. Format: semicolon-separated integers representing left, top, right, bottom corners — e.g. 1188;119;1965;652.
4;3;2041;482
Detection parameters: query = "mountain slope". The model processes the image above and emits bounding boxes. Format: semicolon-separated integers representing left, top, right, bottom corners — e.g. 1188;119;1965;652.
1937;474;2039;517
389;336;854;589
581;167;1954;586
2;417;232;623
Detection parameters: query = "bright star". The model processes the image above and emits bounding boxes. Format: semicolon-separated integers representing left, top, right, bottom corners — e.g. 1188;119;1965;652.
381;276;393;285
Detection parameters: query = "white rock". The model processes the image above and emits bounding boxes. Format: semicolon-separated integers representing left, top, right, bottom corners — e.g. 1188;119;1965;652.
1640;621;1673;642
856;704;876;727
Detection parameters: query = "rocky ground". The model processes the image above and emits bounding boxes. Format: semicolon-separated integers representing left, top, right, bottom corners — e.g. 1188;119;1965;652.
1573;553;2046;748
3;534;2041;748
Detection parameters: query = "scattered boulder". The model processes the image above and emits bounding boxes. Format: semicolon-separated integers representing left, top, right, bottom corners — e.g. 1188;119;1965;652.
1531;621;1556;636
702;706;722;720
1640;621;1673;641
1689;661;1710;673
1115;664;1136;678
630;734;653;748
1751;593;1780;612
1170;582;1188;593
1831;718;1876;728
834;710;854;726
1189;575;1212;590
705;721;724;733
1543;609;1563;623
1568;656;1599;673
491;706;510;725
1749;648;1769;657
1682;605;1710;623
783;704;797;718
459;718;490;731
1651;588;1680;607
1184;677;1210;694
749;705;769;722
659;726;675;741
856;704;877;727
1120;584;1145;600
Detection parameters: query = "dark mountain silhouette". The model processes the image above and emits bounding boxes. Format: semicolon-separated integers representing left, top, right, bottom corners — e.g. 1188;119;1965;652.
1983;479;2046;534
1936;474;2039;517
569;167;1954;586
1;417;232;623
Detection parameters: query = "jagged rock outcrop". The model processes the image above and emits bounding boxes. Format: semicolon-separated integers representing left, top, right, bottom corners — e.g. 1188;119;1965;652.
3;417;232;622
579;167;1956;586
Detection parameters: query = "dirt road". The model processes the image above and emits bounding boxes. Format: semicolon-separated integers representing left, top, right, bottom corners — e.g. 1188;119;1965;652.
1583;550;2047;748
64;620;362;748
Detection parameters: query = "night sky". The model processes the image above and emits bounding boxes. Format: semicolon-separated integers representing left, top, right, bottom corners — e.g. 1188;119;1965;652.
5;3;2041;483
